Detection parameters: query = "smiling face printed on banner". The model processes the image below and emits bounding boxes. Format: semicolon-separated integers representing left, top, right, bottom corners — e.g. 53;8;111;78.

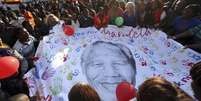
81;41;136;101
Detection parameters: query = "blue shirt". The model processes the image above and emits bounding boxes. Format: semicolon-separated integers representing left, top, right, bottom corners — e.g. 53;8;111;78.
123;12;137;27
173;16;201;34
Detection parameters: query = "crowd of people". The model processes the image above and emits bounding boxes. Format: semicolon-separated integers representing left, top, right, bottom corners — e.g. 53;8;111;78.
0;0;201;101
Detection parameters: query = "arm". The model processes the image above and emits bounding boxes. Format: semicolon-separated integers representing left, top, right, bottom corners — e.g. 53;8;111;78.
171;24;201;39
185;43;201;49
172;30;193;40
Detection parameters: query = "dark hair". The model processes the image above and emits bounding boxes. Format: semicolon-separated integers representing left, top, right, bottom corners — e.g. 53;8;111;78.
184;4;200;17
137;77;178;101
190;61;201;100
0;89;9;101
190;61;201;86
68;83;101;101
15;27;28;36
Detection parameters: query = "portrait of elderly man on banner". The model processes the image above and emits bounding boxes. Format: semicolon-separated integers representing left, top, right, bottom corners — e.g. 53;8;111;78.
23;22;201;101
81;41;136;101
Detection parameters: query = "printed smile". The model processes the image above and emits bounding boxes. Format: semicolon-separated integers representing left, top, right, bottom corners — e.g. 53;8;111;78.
101;82;120;92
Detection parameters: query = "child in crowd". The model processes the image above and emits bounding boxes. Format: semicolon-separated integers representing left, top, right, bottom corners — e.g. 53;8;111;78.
137;77;193;101
68;83;101;101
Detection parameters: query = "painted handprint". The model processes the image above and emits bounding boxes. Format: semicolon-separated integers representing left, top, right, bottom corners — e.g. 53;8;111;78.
49;77;63;96
42;67;56;80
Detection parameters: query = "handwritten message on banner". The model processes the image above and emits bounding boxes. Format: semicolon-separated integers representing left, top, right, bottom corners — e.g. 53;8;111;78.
24;23;201;101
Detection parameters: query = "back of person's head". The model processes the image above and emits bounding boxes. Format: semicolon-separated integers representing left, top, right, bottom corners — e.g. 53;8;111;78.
45;14;59;27
109;0;119;8
190;61;201;87
0;89;9;101
137;77;178;101
9;12;18;20
9;94;29;101
125;2;136;14
190;61;201;100
68;83;101;101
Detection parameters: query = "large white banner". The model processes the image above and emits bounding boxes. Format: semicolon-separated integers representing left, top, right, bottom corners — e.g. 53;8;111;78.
24;22;201;101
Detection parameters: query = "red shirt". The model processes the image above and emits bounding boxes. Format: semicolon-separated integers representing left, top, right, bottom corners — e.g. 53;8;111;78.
94;14;109;29
153;9;163;24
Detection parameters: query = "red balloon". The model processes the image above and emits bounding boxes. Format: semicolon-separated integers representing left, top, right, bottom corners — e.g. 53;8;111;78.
63;25;75;36
116;82;137;101
0;56;20;79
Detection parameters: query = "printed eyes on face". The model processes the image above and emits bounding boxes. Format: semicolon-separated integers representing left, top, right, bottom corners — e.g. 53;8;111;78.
111;61;127;70
88;62;104;69
94;63;104;66
112;62;126;66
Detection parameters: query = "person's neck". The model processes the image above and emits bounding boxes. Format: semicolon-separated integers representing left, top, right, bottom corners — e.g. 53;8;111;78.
128;11;134;16
182;16;192;20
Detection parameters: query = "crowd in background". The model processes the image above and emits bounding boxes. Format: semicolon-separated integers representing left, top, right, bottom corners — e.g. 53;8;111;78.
0;0;201;101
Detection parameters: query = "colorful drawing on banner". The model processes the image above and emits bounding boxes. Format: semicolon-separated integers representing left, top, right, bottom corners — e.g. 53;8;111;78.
182;59;194;69
24;77;35;89
71;60;77;66
171;56;178;64
24;25;201;101
63;54;68;62
150;66;157;71
75;46;81;52
49;77;63;96
187;52;201;61
41;67;56;80
34;66;40;79
160;60;167;65
72;69;79;77
67;72;73;80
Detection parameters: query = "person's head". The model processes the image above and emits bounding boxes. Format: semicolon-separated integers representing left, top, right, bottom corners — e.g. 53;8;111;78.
9;94;29;101
119;1;126;10
110;0;119;8
174;0;187;15
16;27;29;43
2;16;9;24
98;6;108;16
68;83;101;101
182;4;200;19
81;41;136;100
190;61;201;100
125;2;136;15
152;0;162;10
20;9;26;14
45;14;59;27
9;12;18;20
89;9;96;17
137;77;178;101
81;8;89;16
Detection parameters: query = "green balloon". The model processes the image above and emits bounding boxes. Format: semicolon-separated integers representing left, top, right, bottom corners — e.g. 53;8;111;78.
115;17;124;26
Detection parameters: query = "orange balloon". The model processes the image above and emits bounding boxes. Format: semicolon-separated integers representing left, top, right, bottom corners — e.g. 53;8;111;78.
0;56;20;79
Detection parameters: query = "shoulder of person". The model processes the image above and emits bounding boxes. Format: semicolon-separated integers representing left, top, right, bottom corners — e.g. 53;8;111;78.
29;35;36;41
191;18;201;23
175;16;182;20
